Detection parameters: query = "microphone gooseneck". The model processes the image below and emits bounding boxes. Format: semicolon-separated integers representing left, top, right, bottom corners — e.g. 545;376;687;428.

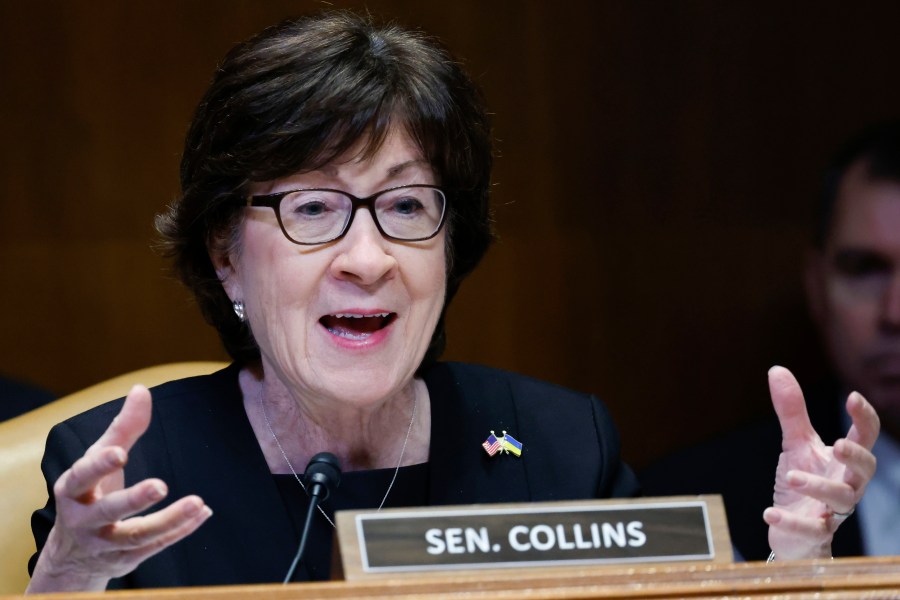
283;452;342;584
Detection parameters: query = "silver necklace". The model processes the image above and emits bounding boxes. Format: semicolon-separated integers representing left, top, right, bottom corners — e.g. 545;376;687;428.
258;384;418;529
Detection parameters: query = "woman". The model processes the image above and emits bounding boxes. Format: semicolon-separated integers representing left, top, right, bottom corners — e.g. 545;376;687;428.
27;11;879;593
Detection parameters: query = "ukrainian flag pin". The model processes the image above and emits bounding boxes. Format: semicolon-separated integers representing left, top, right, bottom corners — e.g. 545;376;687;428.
482;430;523;457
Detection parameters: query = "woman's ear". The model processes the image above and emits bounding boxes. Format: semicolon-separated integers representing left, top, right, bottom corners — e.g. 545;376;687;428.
209;241;242;301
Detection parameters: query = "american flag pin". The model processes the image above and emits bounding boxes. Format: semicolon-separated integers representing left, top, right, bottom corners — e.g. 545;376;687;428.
482;430;523;457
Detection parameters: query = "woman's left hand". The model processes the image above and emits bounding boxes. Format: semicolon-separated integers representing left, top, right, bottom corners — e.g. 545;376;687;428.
763;366;880;560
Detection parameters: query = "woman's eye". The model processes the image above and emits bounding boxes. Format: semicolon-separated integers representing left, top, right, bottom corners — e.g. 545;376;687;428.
293;200;328;217
391;197;424;215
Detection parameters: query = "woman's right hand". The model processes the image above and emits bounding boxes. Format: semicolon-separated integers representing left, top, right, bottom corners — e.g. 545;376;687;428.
26;385;213;593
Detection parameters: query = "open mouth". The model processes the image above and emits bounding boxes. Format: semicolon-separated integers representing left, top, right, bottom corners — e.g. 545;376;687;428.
319;312;397;340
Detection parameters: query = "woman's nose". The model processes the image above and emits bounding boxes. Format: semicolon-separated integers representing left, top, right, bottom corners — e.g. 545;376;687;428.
329;209;397;285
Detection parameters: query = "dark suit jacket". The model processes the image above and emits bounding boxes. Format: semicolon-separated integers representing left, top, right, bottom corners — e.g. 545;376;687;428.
30;362;638;588
638;380;862;561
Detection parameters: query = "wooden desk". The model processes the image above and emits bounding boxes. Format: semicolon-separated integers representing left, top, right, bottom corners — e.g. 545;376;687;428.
9;556;900;599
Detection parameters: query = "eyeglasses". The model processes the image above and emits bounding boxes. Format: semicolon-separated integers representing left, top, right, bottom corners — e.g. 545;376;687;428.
245;184;447;245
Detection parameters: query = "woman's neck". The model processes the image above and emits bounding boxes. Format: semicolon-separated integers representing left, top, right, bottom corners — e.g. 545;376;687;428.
239;362;430;473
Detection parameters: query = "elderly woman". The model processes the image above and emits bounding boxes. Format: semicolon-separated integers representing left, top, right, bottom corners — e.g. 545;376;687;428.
27;11;879;593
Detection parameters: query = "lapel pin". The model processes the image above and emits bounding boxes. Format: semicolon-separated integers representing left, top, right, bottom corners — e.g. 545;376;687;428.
482;430;523;457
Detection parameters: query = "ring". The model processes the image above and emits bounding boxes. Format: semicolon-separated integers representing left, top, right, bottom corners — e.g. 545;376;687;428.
830;505;856;520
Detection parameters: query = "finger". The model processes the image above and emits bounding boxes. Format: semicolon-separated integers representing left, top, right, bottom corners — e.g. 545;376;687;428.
81;497;213;582
763;507;831;560
768;366;816;447
90;385;153;453
783;470;856;516
101;501;213;578
844;392;881;450
79;479;169;528
100;496;212;550
58;446;128;502
834;438;877;491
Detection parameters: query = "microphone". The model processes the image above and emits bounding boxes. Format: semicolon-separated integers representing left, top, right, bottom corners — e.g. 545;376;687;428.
283;452;342;584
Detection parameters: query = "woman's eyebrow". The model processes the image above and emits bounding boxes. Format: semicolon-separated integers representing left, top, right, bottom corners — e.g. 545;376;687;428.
387;159;429;177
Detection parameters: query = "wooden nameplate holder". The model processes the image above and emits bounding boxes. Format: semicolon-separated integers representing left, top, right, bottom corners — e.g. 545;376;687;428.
334;495;732;579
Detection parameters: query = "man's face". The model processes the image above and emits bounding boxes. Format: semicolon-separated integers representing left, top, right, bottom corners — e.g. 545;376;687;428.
807;160;900;436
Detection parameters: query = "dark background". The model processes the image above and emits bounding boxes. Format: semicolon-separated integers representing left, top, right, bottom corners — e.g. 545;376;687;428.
2;1;899;468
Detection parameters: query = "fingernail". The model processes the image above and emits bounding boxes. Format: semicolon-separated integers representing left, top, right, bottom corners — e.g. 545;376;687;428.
786;470;805;486
150;482;167;500
110;448;127;466
201;506;213;519
835;439;850;456
183;499;202;517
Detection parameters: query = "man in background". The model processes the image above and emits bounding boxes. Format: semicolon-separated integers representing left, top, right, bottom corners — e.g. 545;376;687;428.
640;121;900;559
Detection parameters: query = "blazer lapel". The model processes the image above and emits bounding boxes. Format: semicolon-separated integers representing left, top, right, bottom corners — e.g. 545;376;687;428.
425;362;530;506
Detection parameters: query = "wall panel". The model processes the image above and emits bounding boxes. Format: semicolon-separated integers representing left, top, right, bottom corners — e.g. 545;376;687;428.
2;1;899;466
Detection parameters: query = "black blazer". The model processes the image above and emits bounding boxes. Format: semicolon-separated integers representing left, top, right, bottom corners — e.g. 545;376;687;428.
30;362;638;588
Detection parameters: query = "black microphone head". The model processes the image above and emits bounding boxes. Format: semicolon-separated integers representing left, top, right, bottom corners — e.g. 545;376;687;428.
303;452;341;501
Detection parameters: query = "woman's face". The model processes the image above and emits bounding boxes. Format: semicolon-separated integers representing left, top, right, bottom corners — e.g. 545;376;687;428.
214;128;447;408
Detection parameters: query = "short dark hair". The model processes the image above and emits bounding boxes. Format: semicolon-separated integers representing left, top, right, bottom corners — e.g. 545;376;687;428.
815;120;900;248
156;11;494;366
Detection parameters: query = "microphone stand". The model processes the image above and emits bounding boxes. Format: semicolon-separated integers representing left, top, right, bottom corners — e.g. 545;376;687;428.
283;486;323;583
283;452;341;584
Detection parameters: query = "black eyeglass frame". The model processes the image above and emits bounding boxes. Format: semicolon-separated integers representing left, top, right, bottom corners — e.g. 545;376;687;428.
244;184;448;246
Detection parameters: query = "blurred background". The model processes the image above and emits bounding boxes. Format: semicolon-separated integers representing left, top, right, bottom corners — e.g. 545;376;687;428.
2;0;900;468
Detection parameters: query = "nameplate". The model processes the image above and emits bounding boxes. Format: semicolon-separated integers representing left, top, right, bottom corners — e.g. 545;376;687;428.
335;495;731;579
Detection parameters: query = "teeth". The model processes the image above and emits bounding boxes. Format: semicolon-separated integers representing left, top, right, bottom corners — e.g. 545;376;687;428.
330;329;372;341
333;312;390;318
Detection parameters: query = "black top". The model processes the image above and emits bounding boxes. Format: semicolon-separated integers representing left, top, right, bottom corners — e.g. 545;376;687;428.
31;362;638;588
274;463;430;581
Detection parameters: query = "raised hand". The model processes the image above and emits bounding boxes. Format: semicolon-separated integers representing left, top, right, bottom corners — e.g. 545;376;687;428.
27;385;213;593
763;366;879;560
